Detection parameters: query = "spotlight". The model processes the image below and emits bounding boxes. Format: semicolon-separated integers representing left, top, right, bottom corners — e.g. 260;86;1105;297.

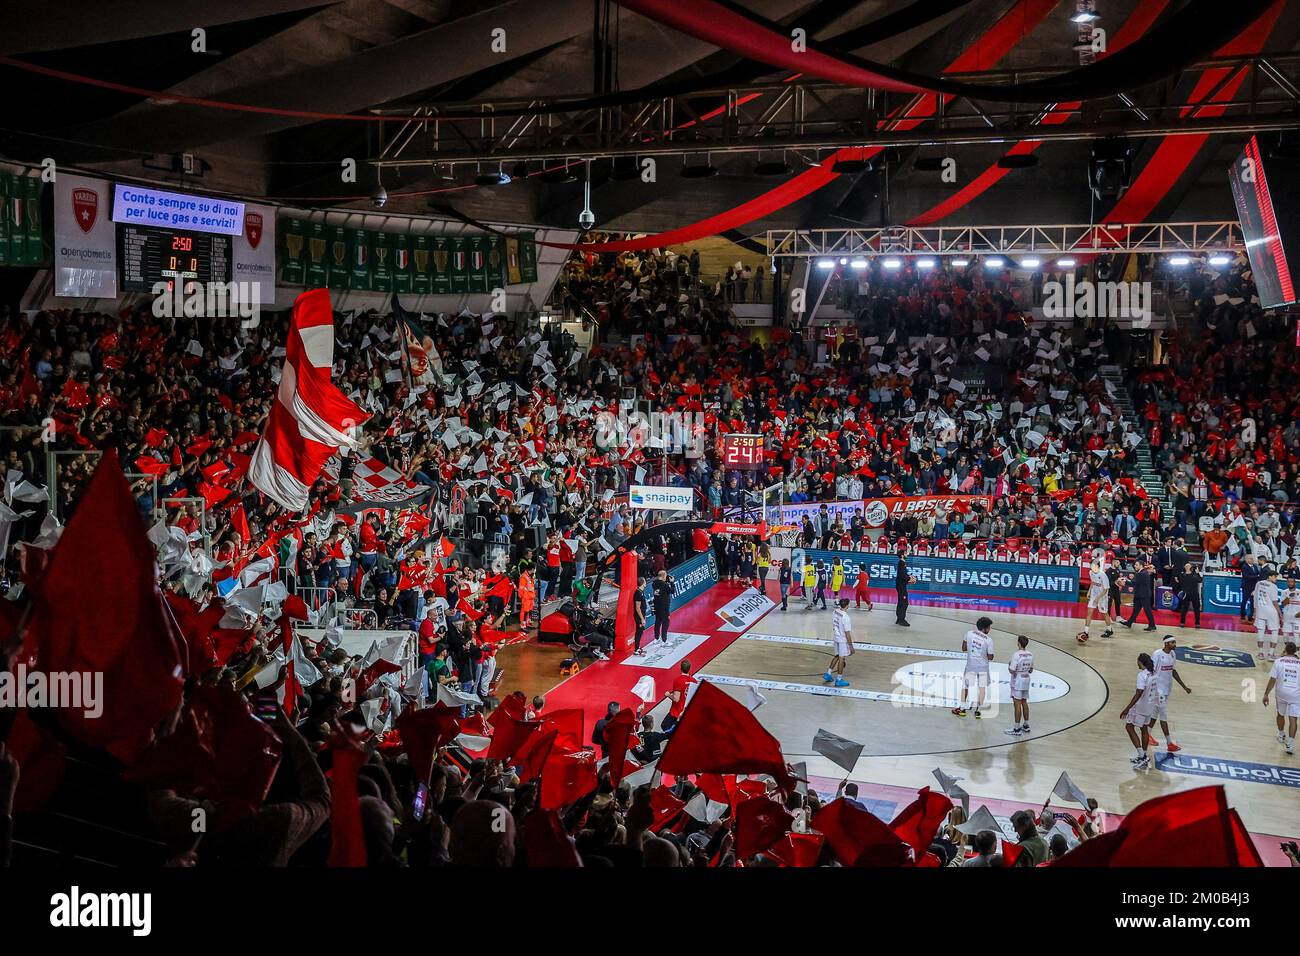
754;154;793;176
816;259;835;269
849;259;868;269
1089;136;1134;200
1168;255;1191;266
1208;254;1231;266
474;164;511;186
1071;11;1098;23
985;257;1005;269
1056;258;1076;267
681;154;718;178
1021;257;1041;268
882;258;902;269
831;156;872;173
917;258;935;269
839;257;848;265
952;258;970;267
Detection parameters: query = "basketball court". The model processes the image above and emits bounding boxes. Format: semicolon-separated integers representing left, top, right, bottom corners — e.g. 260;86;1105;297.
529;580;1300;857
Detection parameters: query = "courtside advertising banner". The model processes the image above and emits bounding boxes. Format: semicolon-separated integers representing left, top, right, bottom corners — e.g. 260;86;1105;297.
629;484;694;511
714;586;776;632
801;549;1080;603
1202;573;1243;615
644;550;719;628
54;173;117;298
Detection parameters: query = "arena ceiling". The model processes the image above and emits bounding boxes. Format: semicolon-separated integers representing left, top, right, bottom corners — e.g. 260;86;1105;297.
2;0;1300;239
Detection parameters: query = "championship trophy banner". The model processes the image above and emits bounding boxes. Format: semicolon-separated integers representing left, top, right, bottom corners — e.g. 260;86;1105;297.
277;216;539;293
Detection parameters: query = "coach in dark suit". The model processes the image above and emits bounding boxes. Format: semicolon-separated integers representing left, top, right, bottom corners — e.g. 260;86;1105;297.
1121;559;1158;631
895;553;916;626
1177;562;1203;628
1155;540;1179;587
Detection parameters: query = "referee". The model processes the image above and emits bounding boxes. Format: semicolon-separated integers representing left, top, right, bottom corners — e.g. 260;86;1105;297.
895;552;916;626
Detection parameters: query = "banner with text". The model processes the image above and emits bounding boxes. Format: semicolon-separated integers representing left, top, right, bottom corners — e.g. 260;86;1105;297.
771;495;992;532
799;548;1080;603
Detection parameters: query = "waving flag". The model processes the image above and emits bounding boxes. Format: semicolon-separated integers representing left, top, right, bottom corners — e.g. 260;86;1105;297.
249;289;369;511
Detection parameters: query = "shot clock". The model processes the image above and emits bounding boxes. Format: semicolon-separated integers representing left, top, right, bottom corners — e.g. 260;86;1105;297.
719;433;765;470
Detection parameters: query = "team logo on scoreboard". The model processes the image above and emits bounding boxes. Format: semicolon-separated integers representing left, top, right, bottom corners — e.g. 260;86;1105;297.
244;212;263;249
72;187;98;233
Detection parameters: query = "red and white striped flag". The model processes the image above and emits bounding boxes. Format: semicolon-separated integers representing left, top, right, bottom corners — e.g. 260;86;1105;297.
249;289;369;511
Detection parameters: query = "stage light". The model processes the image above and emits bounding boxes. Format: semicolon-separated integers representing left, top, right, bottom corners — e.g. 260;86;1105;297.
985;257;1005;269
1071;11;1098;23
1056;258;1076;267
917;258;935;269
1168;255;1191;266
882;258;902;269
952;258;970;267
1021;257;1041;268
849;259;868;269
1208;254;1231;266
839;257;848;265
816;259;835;269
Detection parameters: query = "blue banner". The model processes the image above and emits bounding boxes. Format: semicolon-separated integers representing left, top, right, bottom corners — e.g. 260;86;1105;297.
1154;751;1300;789
1203;573;1243;615
644;550;720;628
795;549;1080;603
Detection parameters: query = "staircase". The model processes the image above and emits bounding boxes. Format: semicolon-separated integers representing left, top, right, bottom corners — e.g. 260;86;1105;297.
1098;364;1174;524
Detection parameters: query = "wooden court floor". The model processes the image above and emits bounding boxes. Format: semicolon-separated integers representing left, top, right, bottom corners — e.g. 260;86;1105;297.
697;602;1299;839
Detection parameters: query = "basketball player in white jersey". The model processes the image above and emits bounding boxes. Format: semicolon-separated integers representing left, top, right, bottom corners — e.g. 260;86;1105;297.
952;616;994;719
1262;641;1299;755
1151;635;1192;753
1004;635;1033;736
822;599;854;688
1253;568;1283;661
1281;577;1300;638
1078;556;1115;645
1120;653;1160;769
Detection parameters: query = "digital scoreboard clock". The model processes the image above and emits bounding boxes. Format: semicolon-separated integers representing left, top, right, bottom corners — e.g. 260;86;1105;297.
720;433;765;470
116;224;232;293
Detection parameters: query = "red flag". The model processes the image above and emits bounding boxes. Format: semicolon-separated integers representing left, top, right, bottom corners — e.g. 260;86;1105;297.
649;786;686;831
657;681;795;791
396;703;462;784
602;709;637;788
521;809;583;867
438;536;456;558
20;450;185;766
812;798;911;866
249;288;370;511
539;750;598;811
327;729;368;867
125;685;282;822
765;831;824;867
487;713;540;762
734;794;794;860
1053;786;1261;867
514;725;559;782
539;708;585;753
889;787;954;856
1000;839;1025;867
230;503;251;544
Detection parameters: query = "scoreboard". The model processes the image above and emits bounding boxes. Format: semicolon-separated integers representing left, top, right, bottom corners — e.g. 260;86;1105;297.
720;433;765;470
116;224;232;293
